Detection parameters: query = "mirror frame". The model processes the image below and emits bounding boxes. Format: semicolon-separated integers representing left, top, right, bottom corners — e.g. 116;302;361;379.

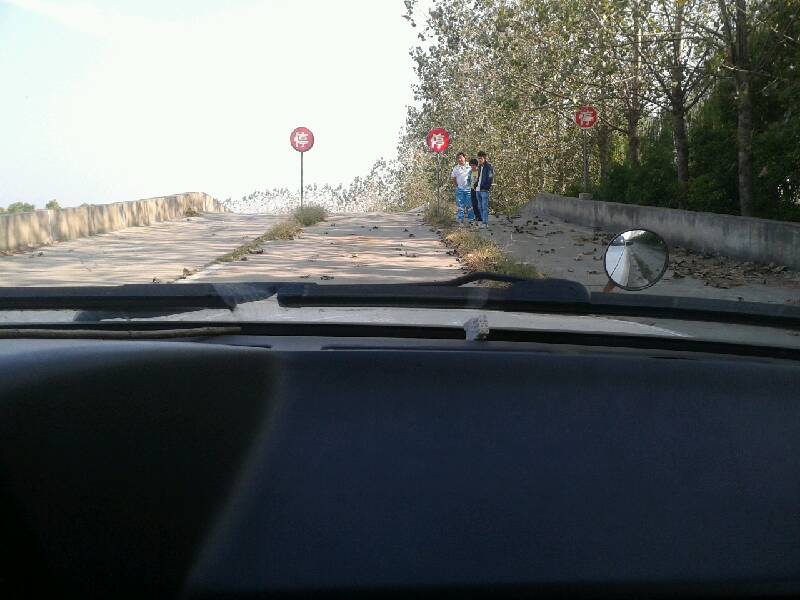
603;229;670;291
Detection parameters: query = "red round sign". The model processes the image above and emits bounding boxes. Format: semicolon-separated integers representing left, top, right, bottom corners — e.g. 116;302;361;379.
575;106;598;129
425;128;450;153
290;127;314;152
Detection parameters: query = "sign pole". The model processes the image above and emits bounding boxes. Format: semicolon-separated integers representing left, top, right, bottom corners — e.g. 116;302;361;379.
289;126;314;210
575;106;597;196
425;128;450;211
582;129;589;194
436;153;441;211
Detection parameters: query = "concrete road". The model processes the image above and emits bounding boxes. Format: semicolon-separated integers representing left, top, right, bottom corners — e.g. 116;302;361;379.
0;210;464;287
0;213;281;286
187;211;464;284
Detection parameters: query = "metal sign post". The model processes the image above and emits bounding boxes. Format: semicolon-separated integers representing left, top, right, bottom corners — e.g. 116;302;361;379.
290;126;314;210
425;128;450;211
436;153;442;211
582;129;589;194
575;106;598;196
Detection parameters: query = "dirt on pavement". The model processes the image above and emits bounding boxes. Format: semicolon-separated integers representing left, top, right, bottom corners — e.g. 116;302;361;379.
478;211;800;304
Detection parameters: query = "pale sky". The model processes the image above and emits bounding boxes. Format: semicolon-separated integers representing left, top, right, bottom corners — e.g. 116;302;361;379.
0;0;422;207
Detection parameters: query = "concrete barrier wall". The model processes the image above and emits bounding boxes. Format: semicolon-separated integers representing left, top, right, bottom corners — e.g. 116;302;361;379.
0;192;226;252
523;193;800;270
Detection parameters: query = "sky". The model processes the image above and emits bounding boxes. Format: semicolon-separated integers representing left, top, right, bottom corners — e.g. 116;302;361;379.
0;0;422;207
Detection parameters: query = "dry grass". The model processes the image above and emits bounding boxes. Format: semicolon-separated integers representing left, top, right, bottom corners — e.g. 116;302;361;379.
215;220;302;263
444;229;539;279
215;206;326;263
184;208;201;217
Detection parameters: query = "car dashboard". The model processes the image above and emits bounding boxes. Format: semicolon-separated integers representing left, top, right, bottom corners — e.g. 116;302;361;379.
0;333;798;598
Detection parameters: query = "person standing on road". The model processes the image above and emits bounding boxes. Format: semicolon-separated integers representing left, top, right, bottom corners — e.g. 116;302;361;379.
476;151;494;228
450;152;474;225
467;158;481;224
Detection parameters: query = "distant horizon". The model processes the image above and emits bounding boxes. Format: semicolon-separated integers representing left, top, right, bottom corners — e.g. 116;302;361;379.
0;0;425;208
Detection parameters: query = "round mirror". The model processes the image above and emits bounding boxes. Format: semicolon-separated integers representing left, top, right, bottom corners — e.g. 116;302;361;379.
603;229;669;291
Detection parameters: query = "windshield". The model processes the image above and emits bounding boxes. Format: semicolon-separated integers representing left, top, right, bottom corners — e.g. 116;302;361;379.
0;0;799;347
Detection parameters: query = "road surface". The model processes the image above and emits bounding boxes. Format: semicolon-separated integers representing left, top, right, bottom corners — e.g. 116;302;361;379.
0;210;463;286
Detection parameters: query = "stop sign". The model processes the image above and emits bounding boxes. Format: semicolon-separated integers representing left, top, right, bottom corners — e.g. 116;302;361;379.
290;127;314;152
425;128;450;153
575;106;598;129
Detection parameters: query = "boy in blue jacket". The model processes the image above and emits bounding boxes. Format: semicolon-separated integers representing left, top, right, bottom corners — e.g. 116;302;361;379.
476;151;494;228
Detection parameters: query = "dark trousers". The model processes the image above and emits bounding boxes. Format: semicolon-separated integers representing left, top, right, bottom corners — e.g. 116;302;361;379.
471;189;482;221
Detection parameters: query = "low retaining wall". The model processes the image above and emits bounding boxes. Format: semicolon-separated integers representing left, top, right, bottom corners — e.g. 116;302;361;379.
0;192;226;253
523;193;800;270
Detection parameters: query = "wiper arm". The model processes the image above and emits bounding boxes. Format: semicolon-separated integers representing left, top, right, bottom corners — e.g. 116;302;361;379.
0;283;287;312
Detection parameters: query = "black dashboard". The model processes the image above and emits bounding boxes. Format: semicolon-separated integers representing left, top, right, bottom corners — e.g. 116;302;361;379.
0;335;798;598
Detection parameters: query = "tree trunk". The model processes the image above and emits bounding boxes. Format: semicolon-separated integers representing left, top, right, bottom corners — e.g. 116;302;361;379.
670;4;689;209
735;0;754;216
627;114;641;167
554;111;564;193
597;122;611;187
626;0;642;167
736;72;754;217
719;0;755;216
671;101;690;208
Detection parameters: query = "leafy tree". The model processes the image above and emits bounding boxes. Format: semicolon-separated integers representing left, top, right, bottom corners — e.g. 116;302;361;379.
46;199;61;210
6;202;35;214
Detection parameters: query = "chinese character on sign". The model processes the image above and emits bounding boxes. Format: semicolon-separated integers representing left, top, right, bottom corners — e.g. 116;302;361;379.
290;127;315;152
294;132;309;148
425;128;450;153
575;106;598;129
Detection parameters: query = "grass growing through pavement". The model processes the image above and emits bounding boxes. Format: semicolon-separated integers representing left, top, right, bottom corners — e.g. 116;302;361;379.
423;201;538;280
293;204;327;226
424;203;456;228
444;228;540;279
215;206;326;263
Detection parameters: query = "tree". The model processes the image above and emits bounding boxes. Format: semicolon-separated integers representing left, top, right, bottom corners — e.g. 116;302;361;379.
6;202;36;214
46;199;61;210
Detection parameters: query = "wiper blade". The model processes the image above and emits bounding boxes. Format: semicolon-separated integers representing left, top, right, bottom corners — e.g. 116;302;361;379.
278;279;591;310
0;326;241;340
278;279;800;329
590;292;800;328
408;271;535;286
0;283;288;311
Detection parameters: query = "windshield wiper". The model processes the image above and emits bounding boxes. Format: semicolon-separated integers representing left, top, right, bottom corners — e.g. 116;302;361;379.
0;283;288;311
1;278;799;330
278;278;590;311
277;278;800;329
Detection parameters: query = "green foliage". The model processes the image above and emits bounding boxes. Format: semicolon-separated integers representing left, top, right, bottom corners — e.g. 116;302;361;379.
597;118;679;208
45;199;61;210
397;0;800;222
444;229;539;279
5;202;35;214
685;83;738;214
